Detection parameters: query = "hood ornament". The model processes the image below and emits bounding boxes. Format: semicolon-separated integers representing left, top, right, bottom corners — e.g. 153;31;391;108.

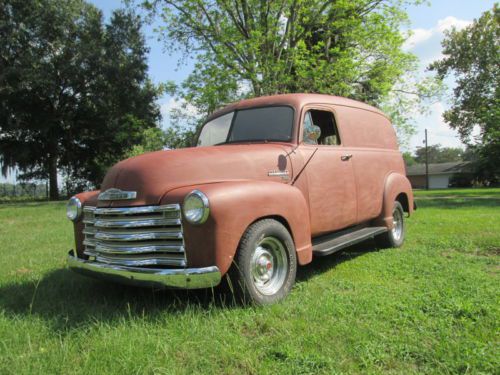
98;188;137;201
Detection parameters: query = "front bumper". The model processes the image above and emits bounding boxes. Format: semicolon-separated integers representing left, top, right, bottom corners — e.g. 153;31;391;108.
67;250;221;289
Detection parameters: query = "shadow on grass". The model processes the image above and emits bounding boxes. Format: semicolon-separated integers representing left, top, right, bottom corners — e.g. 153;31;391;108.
297;239;379;283
0;240;380;332
0;268;234;331
415;195;500;209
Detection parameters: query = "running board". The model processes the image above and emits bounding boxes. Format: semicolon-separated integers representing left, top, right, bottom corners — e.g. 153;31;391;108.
312;226;387;257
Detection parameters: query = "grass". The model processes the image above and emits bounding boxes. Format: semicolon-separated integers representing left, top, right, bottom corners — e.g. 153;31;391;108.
0;188;498;374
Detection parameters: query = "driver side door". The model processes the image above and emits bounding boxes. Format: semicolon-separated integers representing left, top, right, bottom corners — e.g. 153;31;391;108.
298;105;357;236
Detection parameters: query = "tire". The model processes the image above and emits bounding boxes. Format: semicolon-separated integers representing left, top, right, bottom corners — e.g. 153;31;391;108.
376;201;405;248
229;219;297;305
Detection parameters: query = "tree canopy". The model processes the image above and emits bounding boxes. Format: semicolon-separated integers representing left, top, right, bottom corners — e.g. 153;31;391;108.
429;5;499;183
144;0;439;146
0;0;161;198
413;144;463;164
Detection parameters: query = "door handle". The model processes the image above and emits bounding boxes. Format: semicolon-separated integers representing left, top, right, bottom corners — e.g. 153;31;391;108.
341;154;352;161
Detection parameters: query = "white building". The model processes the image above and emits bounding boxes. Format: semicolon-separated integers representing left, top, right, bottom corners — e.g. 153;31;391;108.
406;162;473;189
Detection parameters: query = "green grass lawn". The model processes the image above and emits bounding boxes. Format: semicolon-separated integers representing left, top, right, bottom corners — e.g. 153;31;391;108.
0;189;498;374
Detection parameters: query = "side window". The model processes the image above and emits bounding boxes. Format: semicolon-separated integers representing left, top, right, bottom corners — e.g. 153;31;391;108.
302;112;319;145
302;109;341;146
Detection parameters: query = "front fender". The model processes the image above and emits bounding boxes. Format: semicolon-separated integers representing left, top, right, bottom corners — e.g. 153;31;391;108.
162;181;313;275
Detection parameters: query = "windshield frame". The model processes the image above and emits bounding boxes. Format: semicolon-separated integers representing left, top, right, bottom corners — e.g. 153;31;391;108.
195;104;296;147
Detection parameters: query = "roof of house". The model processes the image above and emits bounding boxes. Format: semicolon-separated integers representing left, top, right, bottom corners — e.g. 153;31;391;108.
406;161;472;176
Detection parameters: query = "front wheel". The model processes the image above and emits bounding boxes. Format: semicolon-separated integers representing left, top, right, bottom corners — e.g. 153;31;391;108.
230;219;297;305
376;201;405;248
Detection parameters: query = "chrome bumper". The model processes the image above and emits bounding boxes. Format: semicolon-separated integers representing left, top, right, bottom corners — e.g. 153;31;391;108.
67;250;221;289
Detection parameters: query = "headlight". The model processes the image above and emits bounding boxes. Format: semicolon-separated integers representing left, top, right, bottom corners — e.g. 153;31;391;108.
183;190;210;224
66;196;82;221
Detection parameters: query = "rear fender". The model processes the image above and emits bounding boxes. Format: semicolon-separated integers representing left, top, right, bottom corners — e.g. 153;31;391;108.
375;173;414;229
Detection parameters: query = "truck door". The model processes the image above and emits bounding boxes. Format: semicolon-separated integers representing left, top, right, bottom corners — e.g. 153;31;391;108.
298;106;357;236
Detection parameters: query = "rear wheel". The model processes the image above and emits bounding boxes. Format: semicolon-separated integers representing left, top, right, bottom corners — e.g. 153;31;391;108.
376;201;405;248
230;219;297;305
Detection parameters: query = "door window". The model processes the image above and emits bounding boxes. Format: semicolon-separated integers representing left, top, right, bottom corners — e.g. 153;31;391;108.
302;110;340;146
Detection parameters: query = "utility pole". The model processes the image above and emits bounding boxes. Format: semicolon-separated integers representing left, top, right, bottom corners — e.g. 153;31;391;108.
425;129;429;190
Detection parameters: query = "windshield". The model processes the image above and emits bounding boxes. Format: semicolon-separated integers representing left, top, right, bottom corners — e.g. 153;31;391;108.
197;106;294;147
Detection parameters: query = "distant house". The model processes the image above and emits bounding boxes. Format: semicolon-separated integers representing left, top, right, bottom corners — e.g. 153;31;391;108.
406;161;473;189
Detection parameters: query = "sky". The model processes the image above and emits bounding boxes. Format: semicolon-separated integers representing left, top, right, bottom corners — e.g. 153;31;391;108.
1;0;496;183
88;0;495;151
401;0;496;151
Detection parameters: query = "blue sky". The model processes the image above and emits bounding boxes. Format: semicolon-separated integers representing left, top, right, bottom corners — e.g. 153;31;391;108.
1;0;496;183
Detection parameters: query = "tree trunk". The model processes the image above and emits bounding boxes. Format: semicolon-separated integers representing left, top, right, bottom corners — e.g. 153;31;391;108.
48;154;59;200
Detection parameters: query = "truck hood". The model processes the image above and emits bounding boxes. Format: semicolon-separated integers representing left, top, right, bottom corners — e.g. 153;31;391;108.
98;144;294;206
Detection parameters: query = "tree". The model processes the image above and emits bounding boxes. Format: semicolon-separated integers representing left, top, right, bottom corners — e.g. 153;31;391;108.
402;151;415;166
461;144;499;185
124;127;168;158
144;0;440;146
0;0;161;199
429;5;499;183
413;144;463;164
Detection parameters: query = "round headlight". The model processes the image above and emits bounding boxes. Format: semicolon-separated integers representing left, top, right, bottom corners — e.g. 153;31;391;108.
66;196;82;221
183;190;210;224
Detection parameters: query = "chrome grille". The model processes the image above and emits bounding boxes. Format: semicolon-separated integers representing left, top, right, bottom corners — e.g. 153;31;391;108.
82;204;185;267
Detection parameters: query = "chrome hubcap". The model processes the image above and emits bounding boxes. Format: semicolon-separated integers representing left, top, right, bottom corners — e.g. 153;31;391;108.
251;237;288;295
392;208;403;241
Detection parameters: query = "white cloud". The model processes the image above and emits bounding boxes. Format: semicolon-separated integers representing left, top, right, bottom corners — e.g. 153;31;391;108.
436;16;472;33
402;28;433;50
403;16;472;51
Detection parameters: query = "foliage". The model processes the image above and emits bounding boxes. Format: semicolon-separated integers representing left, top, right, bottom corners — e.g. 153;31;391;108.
461;144;500;186
0;189;499;373
429;5;499;183
0;182;48;202
380;75;444;148
164;124;198;149
402;151;415;166
448;174;473;188
144;0;441;146
0;0;161;199
124;120;196;158
413;143;464;164
124;127;168;158
163;96;200;148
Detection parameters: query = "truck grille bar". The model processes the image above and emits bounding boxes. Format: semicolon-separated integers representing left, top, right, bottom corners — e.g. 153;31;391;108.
82;204;186;268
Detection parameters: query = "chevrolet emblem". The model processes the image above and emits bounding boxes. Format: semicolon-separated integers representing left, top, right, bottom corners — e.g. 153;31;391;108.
98;188;137;201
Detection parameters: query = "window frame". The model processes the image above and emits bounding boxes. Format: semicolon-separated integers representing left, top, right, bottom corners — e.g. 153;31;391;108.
196;104;297;147
298;104;343;147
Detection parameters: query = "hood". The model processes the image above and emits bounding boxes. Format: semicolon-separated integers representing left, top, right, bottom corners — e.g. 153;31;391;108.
98;144;294;206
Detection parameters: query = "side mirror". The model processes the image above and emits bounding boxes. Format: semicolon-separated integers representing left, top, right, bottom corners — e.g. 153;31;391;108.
304;124;321;144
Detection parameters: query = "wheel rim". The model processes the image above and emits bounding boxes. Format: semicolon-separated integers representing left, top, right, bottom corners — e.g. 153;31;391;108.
250;236;288;295
392;208;403;241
